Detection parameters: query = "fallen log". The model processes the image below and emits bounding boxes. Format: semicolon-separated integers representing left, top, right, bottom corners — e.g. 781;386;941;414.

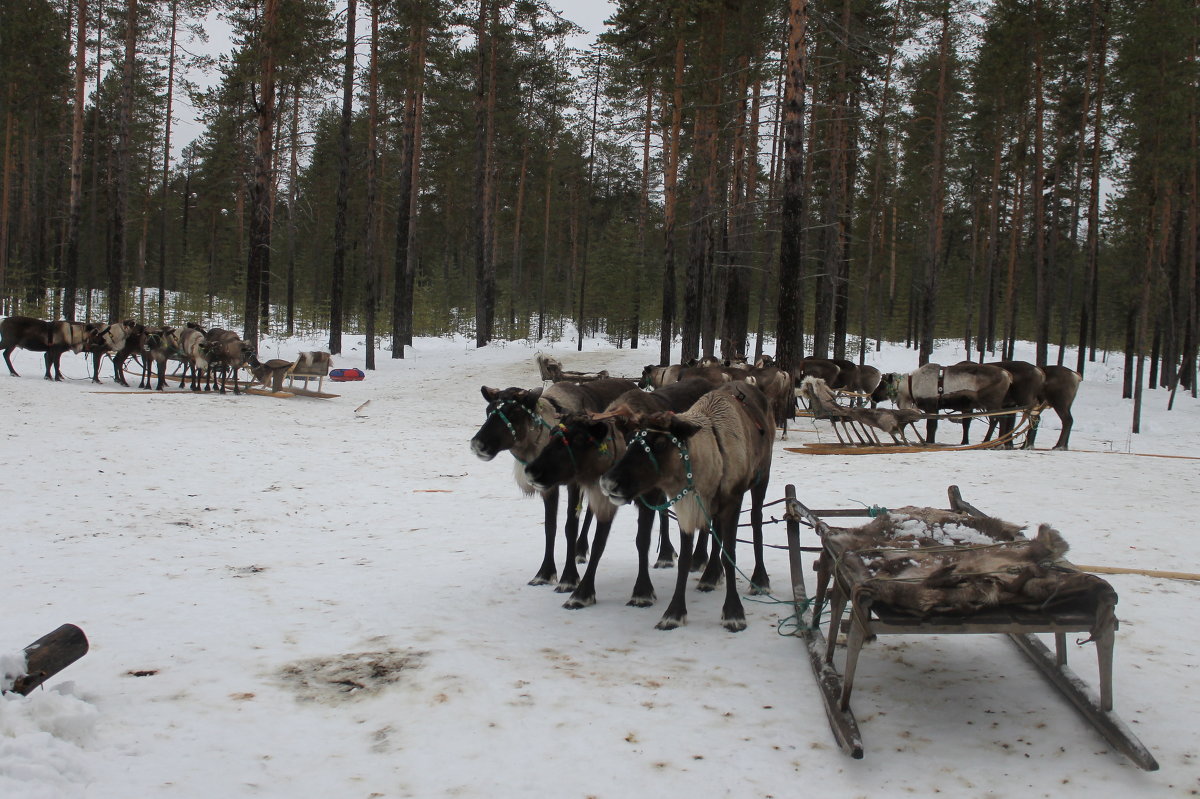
4;624;89;695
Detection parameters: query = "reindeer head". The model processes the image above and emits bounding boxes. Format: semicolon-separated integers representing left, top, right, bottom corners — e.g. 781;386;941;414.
523;413;616;492
470;386;549;461
599;412;701;507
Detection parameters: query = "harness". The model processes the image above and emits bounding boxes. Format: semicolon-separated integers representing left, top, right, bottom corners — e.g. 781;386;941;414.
487;398;556;463
632;430;696;512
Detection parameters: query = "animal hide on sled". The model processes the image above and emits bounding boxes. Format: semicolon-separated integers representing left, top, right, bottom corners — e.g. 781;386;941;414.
826;508;1117;629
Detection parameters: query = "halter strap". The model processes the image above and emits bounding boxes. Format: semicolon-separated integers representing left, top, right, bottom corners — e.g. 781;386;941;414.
632;430;695;511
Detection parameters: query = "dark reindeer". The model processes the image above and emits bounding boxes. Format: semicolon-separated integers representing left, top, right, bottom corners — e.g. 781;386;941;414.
1037;366;1082;450
2;316;55;378
204;329;255;394
599;381;774;632
982;360;1046;447
94;320;143;385
980;361;1082;449
140;327;184;390
470;378;636;589
893;362;1012;445
522;377;715;610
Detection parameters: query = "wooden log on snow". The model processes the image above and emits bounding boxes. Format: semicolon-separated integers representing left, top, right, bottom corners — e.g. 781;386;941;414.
5;624;89;696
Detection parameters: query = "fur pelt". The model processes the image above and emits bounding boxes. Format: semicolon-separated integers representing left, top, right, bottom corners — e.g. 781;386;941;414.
827;508;1115;621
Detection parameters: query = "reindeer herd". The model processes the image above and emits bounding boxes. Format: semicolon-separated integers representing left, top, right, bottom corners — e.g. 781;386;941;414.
471;352;1083;632
1;315;269;394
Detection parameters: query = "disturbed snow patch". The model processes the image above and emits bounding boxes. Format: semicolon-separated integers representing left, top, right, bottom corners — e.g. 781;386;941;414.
276;649;424;702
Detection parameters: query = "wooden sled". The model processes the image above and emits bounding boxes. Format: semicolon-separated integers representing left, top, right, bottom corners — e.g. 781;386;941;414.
782;483;1158;770
791;406;1040;455
535;353;610;384
246;386;338;399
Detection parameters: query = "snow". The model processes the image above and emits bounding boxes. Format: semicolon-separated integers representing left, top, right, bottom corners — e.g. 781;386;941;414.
2;332;1198;797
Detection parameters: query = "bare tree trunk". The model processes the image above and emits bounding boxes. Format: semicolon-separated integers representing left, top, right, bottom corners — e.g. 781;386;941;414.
918;7;951;366
1032;0;1049;365
62;0;88;321
328;0;357;355
243;0;280;348
157;0;177;325
1080;0;1108;374
111;0;138;321
577;50;601;351
285;90;299;336
659;30;685;366
776;0;809;373
473;0;496;347
364;0;380;370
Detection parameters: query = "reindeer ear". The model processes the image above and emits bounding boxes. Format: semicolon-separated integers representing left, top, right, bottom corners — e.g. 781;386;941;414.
518;387;544;407
481;386;500;402
666;416;703;440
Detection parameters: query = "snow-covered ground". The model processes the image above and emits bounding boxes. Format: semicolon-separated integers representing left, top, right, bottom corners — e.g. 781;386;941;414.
1;332;1197;798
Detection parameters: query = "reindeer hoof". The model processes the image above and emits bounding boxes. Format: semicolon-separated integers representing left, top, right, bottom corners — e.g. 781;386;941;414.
722;616;748;632
562;594;595;609
653;555;675;569
655;615;685;631
627;595;655;608
527;573;557;587
554;578;578;593
696;580;717;593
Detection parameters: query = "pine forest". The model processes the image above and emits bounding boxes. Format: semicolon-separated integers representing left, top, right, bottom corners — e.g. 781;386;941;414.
1;0;1198;399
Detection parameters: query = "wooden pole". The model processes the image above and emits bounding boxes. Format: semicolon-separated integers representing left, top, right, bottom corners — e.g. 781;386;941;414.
6;624;89;696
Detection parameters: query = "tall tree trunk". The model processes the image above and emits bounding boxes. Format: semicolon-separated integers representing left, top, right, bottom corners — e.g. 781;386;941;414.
659;29;685;366
1079;0;1108;374
364;0;380;370
111;0;138;321
776;0;809;373
243;0;280;348
918;7;951;366
63;0;88;322
328;0;357;355
392;11;426;357
286;90;299;336
157;0;177;325
577;51;601;351
1032;0;1049;365
632;79;653;351
0;85;12;309
473;0;496;347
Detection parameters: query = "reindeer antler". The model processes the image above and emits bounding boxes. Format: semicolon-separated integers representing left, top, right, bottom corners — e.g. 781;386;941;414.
589;404;639;423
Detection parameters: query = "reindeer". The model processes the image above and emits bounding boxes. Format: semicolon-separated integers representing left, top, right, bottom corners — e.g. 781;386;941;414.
139;327;185;390
981;360;1046;448
470;377;636;590
893;362;1012;445
93;320;143;385
521;377;715;610
1038;365;1083;450
205;331;256;394
2;316;56;378
600;381;774;632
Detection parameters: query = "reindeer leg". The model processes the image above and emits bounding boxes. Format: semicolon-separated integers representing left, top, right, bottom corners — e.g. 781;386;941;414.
576;505;593;564
718;508;747;632
690;527;709;573
556;484;582;592
529;487;559;587
628;504;658;606
564;515;613;610
656;530;693;630
697;527;723;591
654;507;675;568
748;479;770;595
3;348;18;377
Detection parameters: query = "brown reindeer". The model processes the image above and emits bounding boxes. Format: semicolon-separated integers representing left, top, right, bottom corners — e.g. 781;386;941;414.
205;331;256;394
894;362;1012;444
470;377;637;590
522;377;716;609
1038;365;1082;449
599;381;774;632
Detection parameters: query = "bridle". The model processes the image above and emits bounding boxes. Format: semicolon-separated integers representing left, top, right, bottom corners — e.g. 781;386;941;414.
631;429;695;511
